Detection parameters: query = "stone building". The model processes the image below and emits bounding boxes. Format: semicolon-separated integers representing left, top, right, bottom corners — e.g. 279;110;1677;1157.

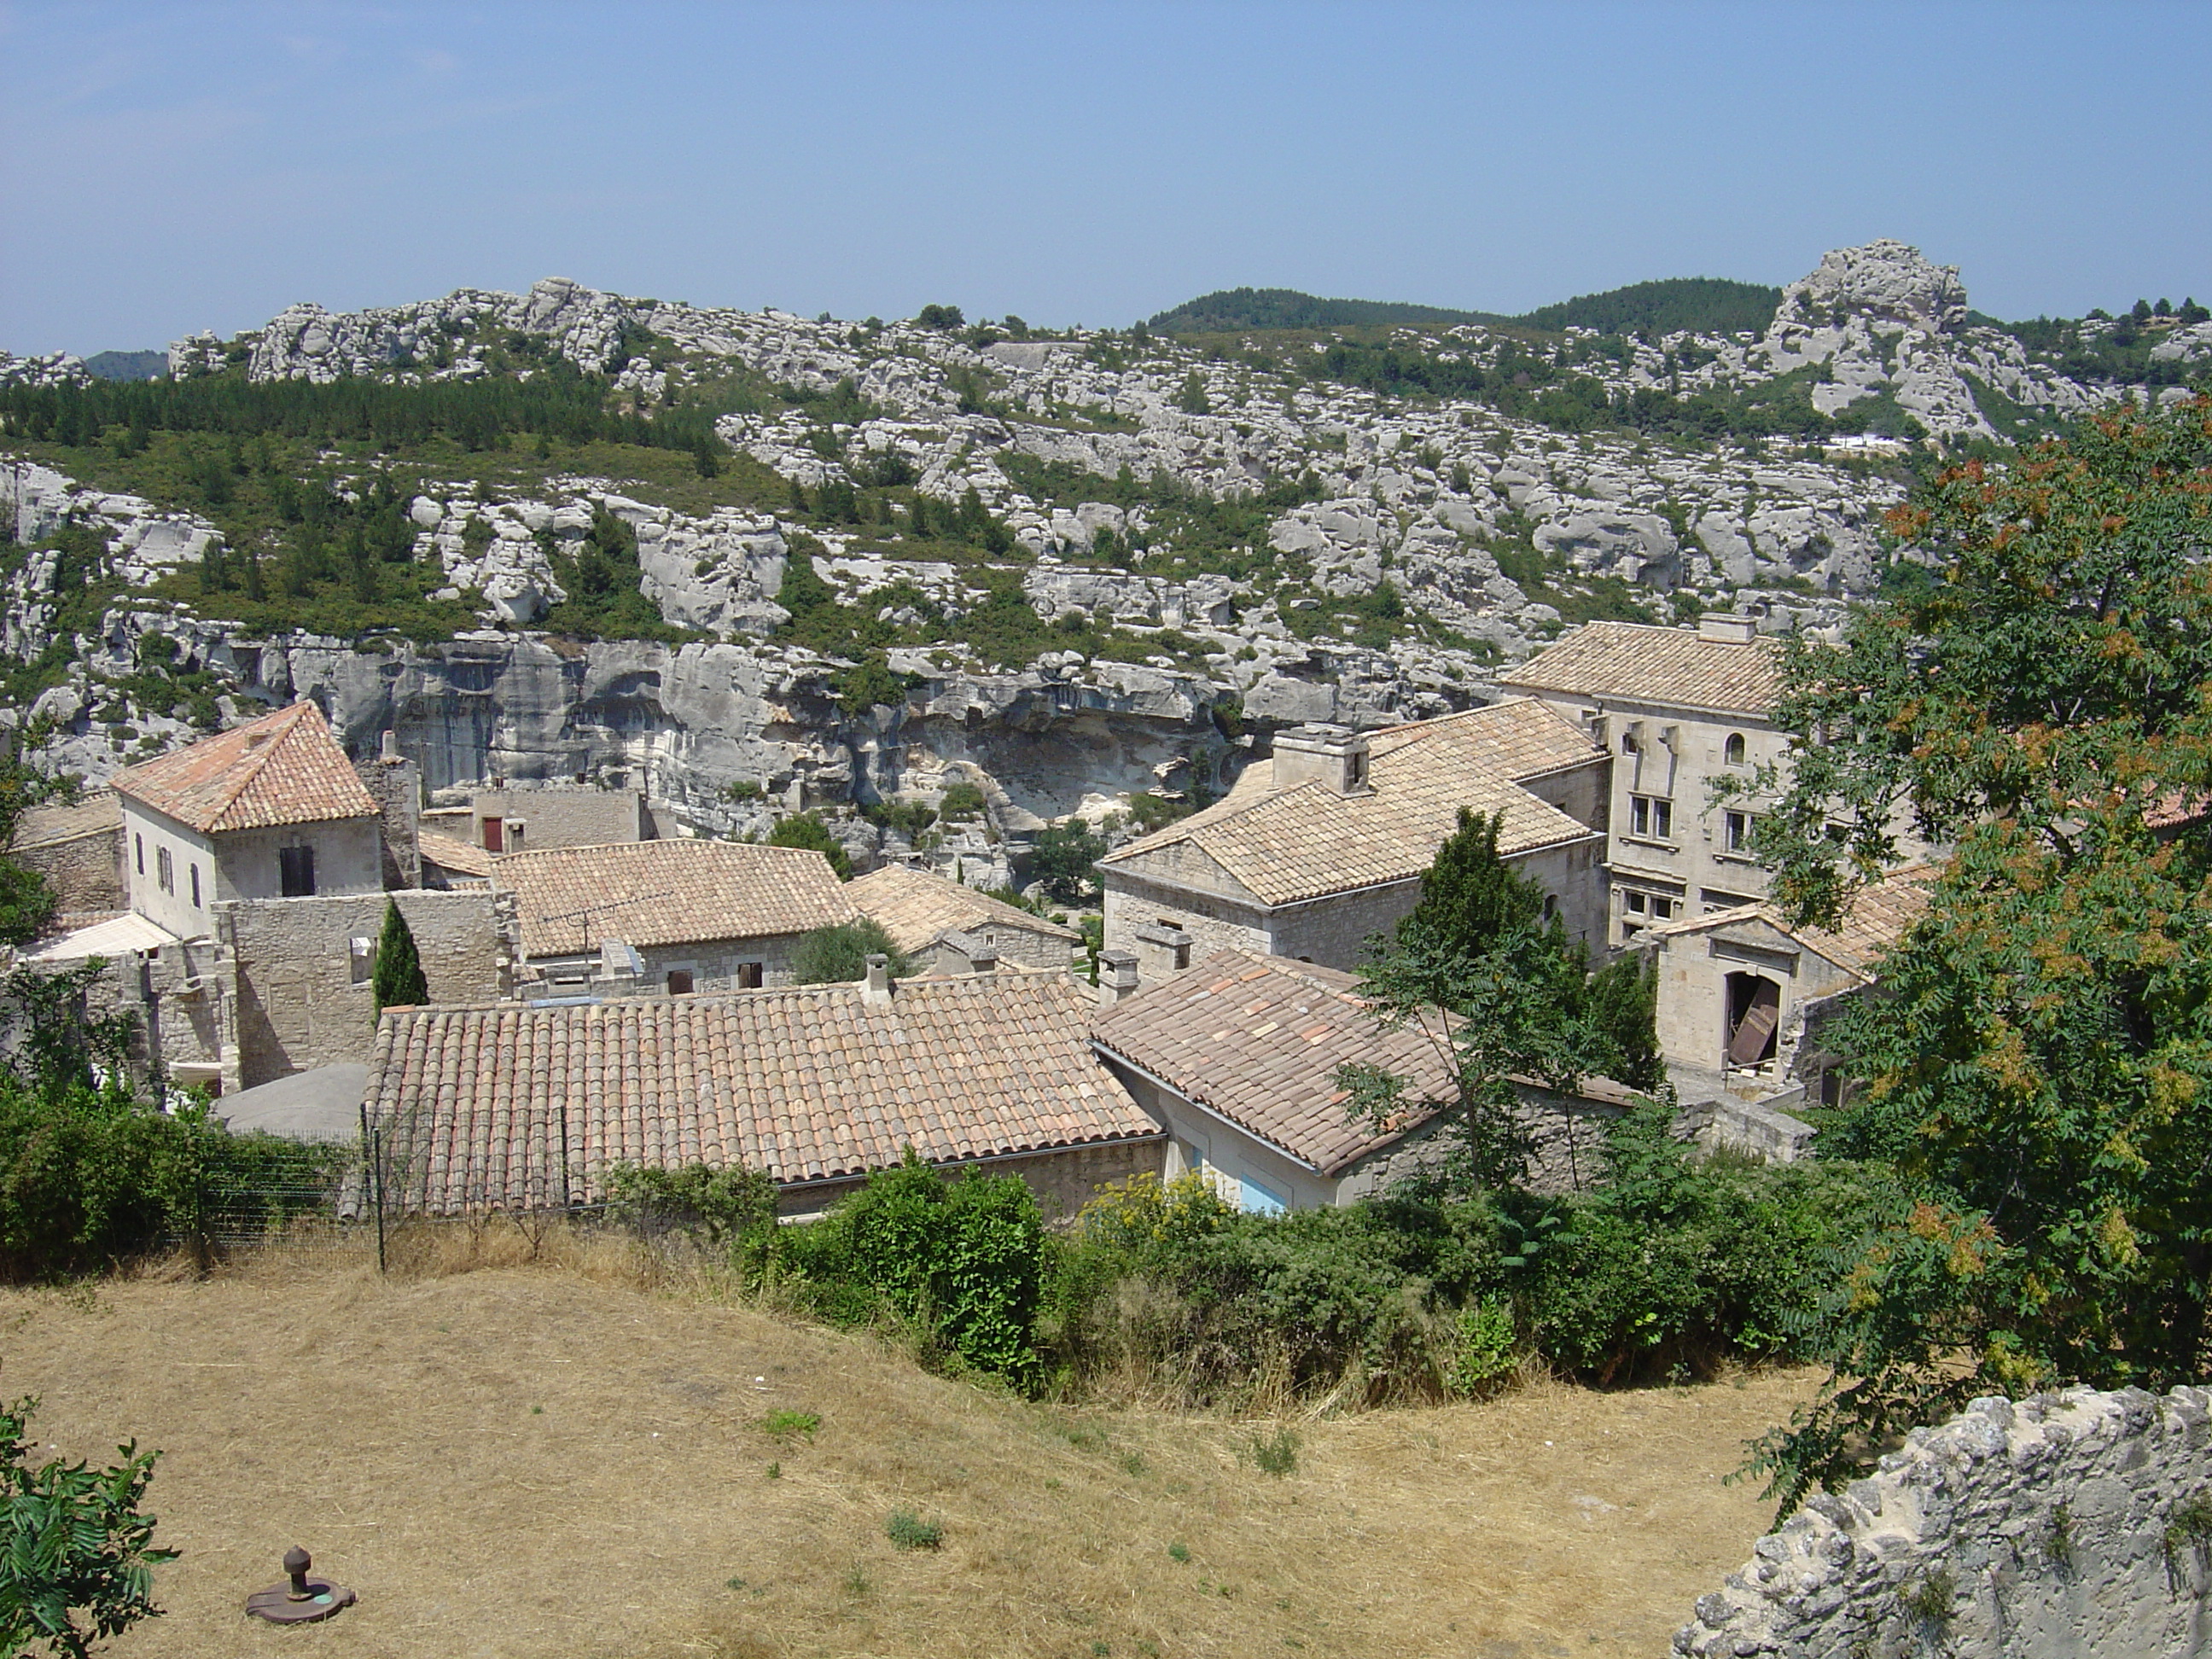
1090;946;1631;1210
1096;700;1609;982
9;790;124;920
495;838;856;993
109;701;385;940
1500;614;1788;944
1637;865;1935;1150
847;863;1080;972
465;784;655;855
364;962;1164;1220
22;702;508;1097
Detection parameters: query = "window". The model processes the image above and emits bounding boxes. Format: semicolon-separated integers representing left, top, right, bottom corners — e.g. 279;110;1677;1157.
1724;810;1751;853
736;963;764;990
348;936;375;986
1724;732;1747;765
481;816;504;853
1629;795;1674;841
135;834;144;875
667;969;695;996
278;844;316;897
189;864;201;908
156;846;173;894
1652;894;1676;921
1621;731;1639;755
1623;891;1648;916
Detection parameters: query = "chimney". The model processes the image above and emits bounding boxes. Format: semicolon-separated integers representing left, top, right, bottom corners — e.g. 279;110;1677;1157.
1132;923;1191;987
862;952;894;1006
1697;612;1759;645
1096;949;1139;1006
1270;723;1373;795
380;729;399;763
934;928;998;976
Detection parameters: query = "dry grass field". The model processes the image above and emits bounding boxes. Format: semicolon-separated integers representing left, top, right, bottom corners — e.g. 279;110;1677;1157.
0;1232;1814;1659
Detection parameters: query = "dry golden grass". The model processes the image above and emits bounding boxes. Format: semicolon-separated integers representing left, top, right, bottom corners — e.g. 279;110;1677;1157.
1;1235;1813;1659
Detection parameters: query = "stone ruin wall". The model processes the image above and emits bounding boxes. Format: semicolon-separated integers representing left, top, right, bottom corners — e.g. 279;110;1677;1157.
1674;1385;2212;1657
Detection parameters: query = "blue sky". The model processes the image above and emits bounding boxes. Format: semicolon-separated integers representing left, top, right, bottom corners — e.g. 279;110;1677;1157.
3;0;2207;354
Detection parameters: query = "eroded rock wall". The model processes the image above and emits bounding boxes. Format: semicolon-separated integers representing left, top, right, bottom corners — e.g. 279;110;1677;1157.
1674;1386;2212;1657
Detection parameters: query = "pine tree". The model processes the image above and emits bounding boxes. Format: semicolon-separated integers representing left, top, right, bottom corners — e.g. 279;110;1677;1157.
371;900;428;1013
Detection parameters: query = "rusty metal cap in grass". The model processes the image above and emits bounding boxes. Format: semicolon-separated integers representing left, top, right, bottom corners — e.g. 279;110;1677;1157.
244;1545;357;1624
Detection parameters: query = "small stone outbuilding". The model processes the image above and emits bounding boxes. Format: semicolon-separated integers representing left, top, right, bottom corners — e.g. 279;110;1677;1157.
495;838;858;994
847;863;1080;972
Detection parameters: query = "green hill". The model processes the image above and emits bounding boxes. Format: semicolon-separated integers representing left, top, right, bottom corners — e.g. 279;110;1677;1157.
84;350;169;381
1512;277;1780;338
1147;276;1784;340
1147;288;1501;334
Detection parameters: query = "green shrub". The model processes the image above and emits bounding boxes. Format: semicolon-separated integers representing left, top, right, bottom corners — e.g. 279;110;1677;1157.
790;918;909;985
1246;1426;1298;1476
782;1155;1047;1387
1447;1298;1519;1396
885;1509;942;1551
764;812;853;881
0;1395;177;1654
938;783;987;820
761;1410;820;1440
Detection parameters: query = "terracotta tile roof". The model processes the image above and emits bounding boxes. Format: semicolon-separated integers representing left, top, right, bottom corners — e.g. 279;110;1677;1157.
1097;698;1603;907
495;838;858;958
1091;948;1462;1176
1502;620;1784;716
1643;864;1938;979
847;864;1080;955
10;790;119;850
364;969;1160;1212
110;702;378;835
417;831;493;880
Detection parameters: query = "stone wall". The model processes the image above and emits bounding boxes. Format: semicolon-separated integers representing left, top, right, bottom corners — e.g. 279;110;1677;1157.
218;889;512;1089
1674;1385;2212;1658
472;787;650;851
17;825;124;917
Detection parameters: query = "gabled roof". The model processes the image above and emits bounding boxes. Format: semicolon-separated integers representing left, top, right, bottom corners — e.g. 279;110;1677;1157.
364;969;1160;1213
495;838;858;958
847;864;1080;955
110;702;377;835
1641;864;1938;980
1502;620;1783;716
10;790;119;850
417;831;493;880
1091;948;1459;1176
1097;698;1603;908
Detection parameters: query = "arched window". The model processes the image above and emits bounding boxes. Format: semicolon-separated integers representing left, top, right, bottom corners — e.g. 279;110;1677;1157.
1723;732;1747;765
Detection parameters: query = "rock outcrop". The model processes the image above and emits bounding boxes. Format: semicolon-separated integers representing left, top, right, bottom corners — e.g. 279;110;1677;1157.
1674;1386;2212;1659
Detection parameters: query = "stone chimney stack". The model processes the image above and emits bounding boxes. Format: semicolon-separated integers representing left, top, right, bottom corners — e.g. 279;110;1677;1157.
1697;612;1759;645
1132;923;1192;987
1270;723;1373;796
862;952;894;1006
1096;949;1140;1006
354;734;422;891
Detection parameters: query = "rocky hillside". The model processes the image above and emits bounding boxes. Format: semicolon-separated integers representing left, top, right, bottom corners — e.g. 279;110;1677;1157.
1;240;2203;882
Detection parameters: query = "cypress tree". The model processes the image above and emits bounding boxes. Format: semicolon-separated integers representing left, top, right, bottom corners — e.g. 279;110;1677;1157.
371;900;428;1013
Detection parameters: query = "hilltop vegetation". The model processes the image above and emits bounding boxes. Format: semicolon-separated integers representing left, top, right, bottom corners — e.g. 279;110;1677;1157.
1149;276;1784;340
1147;287;1500;333
1513;276;1783;338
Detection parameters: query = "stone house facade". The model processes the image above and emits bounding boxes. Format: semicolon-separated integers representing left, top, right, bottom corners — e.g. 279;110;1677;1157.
1097;701;1610;985
1636;865;1934;1121
111;701;386;940
1501;614;1789;946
